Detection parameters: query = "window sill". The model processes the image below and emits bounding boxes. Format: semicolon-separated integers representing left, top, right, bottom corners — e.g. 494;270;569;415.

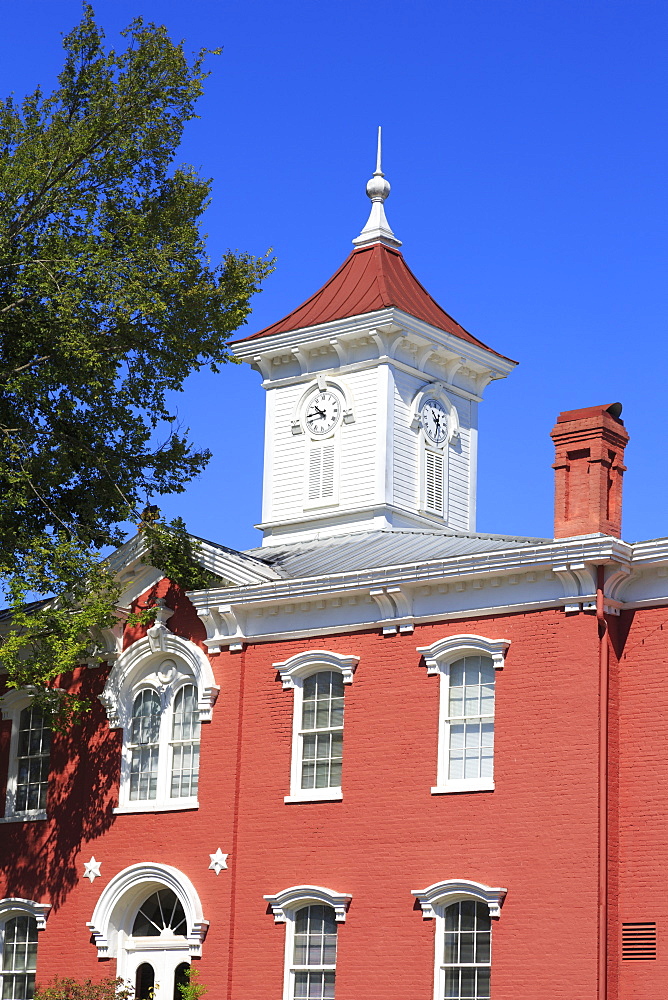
431;780;495;795
114;799;199;814
284;789;343;804
0;810;47;824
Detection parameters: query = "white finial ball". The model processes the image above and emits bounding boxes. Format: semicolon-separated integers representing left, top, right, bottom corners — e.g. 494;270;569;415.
366;173;390;201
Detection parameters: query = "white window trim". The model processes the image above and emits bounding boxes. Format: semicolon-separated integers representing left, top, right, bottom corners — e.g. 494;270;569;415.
416;634;510;795
99;635;218;814
264;885;351;1000
274;651;359;804
87;862;208;960
411;879;506;1000
0;898;51;931
0;690;49;823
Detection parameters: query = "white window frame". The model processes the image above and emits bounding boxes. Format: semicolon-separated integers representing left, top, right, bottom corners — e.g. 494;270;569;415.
264;885;351;1000
416;634;510;794
0;691;51;824
0;897;51;1000
273;651;359;804
99;635;219;815
411;880;506;1000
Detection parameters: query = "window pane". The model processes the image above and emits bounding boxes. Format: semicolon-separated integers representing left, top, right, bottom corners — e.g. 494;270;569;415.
300;677;344;790
15;709;51;813
291;907;337;1000
133;889;186;937
1;916;38;1000
447;658;495;785
442;902;491;1000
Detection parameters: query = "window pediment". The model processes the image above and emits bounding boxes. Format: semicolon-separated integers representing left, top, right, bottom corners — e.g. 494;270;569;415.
264;885;351;923
411;879;507;920
416;633;510;674
273;650;359;690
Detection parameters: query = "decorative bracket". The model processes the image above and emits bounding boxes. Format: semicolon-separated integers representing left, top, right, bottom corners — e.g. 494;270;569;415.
197;604;246;653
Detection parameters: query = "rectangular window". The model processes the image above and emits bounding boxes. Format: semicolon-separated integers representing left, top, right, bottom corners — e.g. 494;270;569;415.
15;708;51;814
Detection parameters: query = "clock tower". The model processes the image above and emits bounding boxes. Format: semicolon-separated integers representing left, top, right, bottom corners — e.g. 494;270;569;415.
232;131;515;545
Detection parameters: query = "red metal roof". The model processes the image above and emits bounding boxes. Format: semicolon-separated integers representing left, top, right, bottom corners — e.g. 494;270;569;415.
234;242;509;359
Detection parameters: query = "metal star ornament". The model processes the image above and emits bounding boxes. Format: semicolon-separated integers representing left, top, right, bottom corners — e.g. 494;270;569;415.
83;857;101;882
208;848;229;875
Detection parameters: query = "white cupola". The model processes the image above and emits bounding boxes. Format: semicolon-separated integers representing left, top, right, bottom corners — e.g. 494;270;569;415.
232;130;516;545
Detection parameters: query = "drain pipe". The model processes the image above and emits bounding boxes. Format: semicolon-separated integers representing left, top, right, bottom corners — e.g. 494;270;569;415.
596;564;609;1000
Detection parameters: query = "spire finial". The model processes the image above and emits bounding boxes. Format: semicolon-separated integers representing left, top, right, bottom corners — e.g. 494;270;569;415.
352;126;402;249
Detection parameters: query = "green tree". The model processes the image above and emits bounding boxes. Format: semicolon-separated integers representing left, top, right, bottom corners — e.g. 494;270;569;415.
0;5;272;717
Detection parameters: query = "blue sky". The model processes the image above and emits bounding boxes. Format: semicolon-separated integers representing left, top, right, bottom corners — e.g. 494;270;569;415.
1;1;667;549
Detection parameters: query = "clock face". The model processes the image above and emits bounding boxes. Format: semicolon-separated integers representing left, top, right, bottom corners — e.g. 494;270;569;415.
305;391;341;436
421;398;448;444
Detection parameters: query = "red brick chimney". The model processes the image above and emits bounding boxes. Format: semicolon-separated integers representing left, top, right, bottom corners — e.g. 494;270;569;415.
550;403;629;538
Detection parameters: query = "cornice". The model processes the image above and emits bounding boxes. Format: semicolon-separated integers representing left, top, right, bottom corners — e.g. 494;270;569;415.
187;534;645;649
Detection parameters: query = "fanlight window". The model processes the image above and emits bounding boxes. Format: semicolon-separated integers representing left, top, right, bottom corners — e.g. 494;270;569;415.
1;915;38;1000
132;890;187;938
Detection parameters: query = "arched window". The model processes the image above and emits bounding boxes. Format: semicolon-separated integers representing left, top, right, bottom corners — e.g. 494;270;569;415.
446;656;495;785
300;672;344;792
133;890;187;938
412;880;506;1000
292;905;337;1000
442;900;491;999
129;690;161;802
0;692;52;822
274;651;359;804
99;634;218;815
170;685;200;799
0;915;38;1000
417;635;510;794
264;885;350;1000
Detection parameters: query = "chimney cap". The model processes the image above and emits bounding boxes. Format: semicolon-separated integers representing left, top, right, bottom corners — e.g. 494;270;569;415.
555;402;624;425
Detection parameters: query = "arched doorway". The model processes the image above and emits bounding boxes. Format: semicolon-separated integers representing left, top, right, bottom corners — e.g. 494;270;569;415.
88;863;208;993
123;888;191;998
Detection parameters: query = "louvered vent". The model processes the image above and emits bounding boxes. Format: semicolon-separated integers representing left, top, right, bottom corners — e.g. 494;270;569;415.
425;450;444;515
308;444;335;502
622;922;657;960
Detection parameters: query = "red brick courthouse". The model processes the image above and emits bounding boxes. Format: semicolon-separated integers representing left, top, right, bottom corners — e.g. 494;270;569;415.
1;144;667;1000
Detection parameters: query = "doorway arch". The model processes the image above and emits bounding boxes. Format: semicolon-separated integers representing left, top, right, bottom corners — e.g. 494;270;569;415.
88;863;208;992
